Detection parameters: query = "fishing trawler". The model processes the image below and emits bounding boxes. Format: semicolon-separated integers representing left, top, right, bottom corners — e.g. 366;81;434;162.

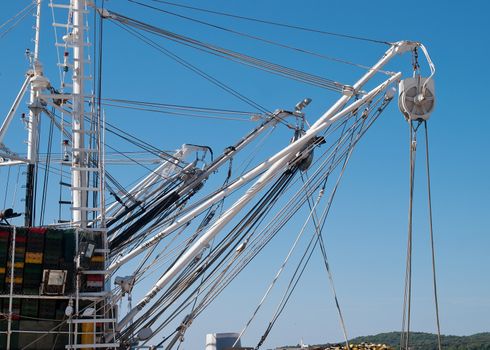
0;1;439;349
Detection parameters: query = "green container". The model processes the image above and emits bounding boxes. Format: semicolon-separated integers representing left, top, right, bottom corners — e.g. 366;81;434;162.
38;300;56;319
21;299;39;318
23;287;39;295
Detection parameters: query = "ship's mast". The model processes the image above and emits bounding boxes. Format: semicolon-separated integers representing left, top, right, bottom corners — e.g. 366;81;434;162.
24;0;42;226
71;0;88;228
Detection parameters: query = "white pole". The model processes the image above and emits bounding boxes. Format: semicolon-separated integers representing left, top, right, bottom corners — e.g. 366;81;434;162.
26;0;42;163
24;0;42;226
72;0;88;227
117;71;402;329
0;77;31;146
6;226;17;350
27;0;41;164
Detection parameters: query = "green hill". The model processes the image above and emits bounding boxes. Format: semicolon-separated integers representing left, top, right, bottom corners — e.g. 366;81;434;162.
348;332;490;350
275;332;490;350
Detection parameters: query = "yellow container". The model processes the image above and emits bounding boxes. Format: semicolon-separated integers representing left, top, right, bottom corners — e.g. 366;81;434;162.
0;267;5;274
81;322;95;349
90;255;104;263
6;276;23;284
7;261;24;268
25;252;43;264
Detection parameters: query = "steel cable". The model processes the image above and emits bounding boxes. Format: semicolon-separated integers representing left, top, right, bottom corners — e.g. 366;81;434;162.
129;0;391;75
142;0;391;45
424;121;442;350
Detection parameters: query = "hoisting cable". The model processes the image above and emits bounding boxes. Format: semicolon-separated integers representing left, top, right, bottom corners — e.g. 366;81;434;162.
303;107;382;350
401;120;421;350
99;97;259;116
132;168;232;276
0;2;36;40
233;185;324;347
109;19;272;115
45;107;178;208
302;139;356;350
299;117;361;349
239;116;353;348
139;113;373;346
121;168;298;342
141;0;391;45
129;20;344;92
256;93;393;349
48;104;187;167
193;119;358;346
0;2;35;31
104;11;346;93
118;92;392;341
128;0;392;75
199;95;390;328
424;121;442;350
126;176;235;331
100;102;258;122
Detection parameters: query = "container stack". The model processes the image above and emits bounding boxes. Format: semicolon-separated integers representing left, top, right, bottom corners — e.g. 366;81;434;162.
0;226;79;349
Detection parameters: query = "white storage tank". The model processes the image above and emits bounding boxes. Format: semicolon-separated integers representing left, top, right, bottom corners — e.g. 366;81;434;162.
205;332;241;350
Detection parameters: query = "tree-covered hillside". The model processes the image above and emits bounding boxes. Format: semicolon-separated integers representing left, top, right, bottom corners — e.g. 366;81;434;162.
276;332;490;350
348;332;490;350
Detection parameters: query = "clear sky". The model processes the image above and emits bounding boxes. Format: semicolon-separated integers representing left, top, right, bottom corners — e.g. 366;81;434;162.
0;1;489;349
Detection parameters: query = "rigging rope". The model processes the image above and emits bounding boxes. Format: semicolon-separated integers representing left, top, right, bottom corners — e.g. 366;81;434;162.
424;121;442;350
111;20;272;114
0;2;36;39
255;96;392;349
99;97;256;115
234;185;324;347
401;119;442;350
101;102;258;122
0;2;35;31
106;11;346;93
140;0;392;45
128;0;391;75
255;121;360;350
401;120;419;350
115;91;393;344
189;99;386;348
138;109;356;340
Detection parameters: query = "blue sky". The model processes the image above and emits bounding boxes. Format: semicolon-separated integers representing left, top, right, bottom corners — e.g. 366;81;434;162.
0;1;489;349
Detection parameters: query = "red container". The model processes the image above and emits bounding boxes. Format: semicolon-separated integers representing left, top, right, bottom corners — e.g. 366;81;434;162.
29;227;47;235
